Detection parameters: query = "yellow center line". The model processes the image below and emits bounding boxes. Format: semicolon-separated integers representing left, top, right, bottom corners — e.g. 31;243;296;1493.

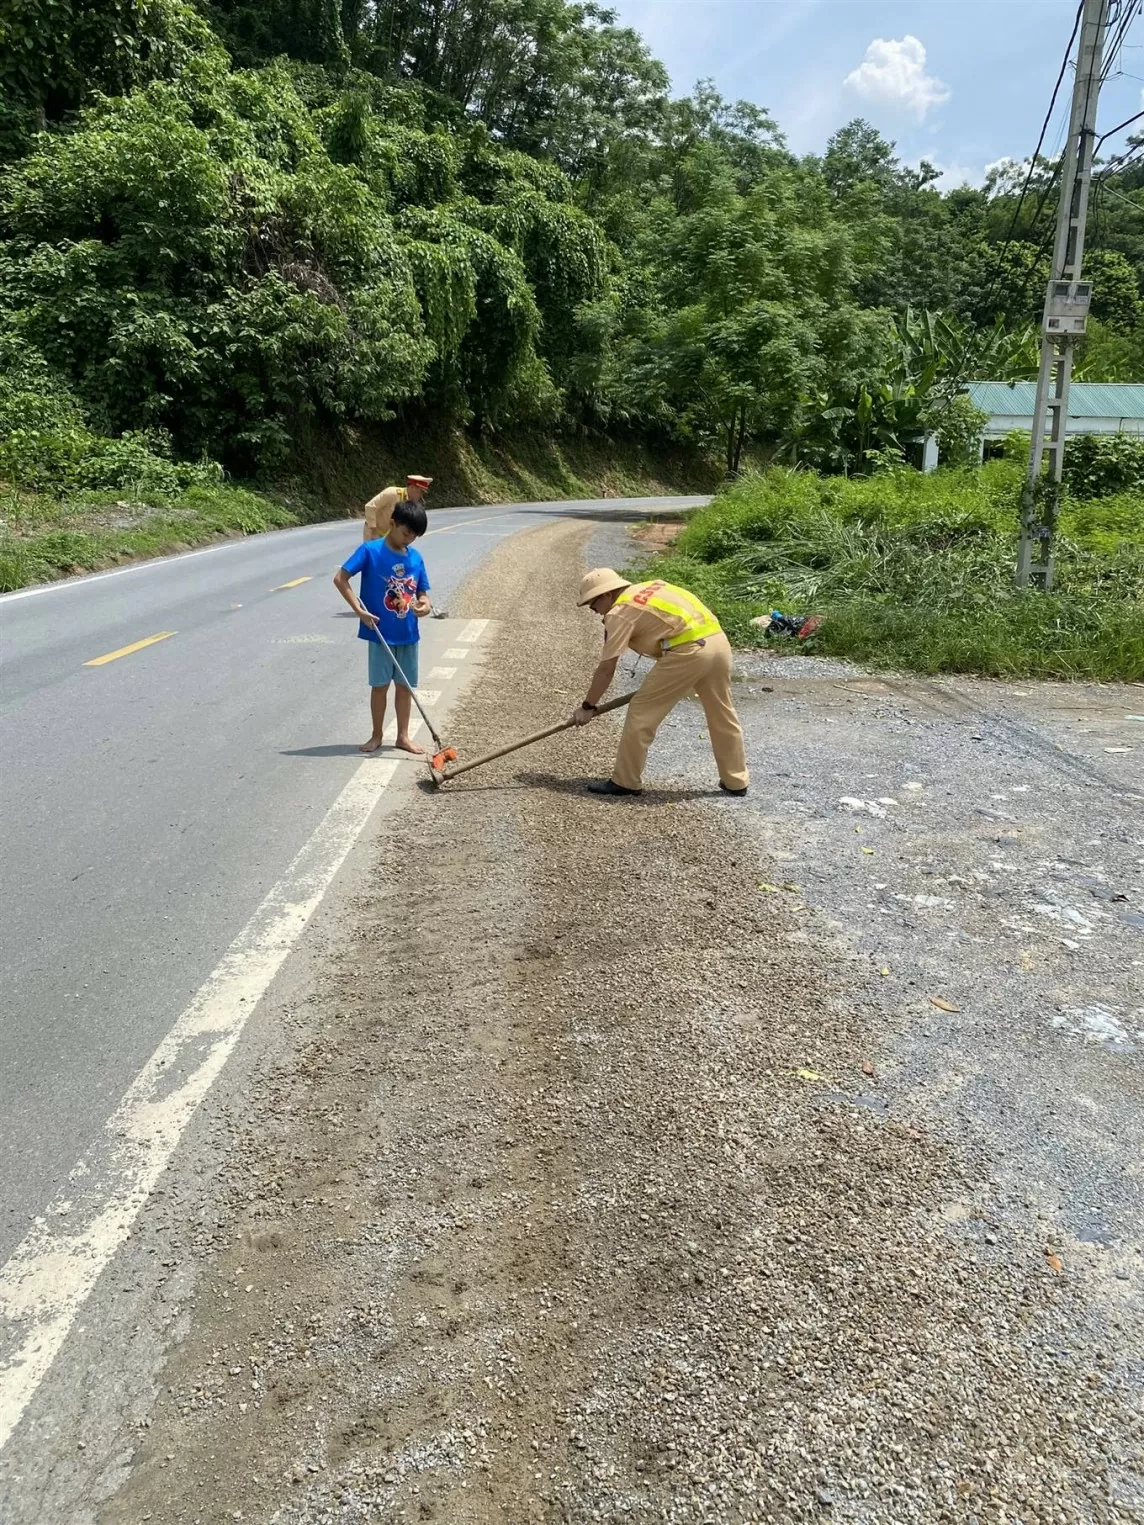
274;576;313;590
84;631;177;667
423;513;510;537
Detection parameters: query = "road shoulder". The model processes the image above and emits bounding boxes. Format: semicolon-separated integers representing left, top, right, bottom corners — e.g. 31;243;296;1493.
9;516;1140;1524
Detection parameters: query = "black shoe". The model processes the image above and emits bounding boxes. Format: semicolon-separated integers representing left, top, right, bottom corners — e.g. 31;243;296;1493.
587;778;643;796
719;781;748;796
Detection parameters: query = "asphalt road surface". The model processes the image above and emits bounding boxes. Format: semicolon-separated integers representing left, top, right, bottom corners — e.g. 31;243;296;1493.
0;499;703;1275
2;506;1141;1524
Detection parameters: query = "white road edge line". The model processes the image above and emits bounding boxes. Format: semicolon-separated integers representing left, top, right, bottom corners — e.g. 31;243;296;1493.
443;648;470;660
0;615;490;1449
0;757;398;1449
458;618;489;644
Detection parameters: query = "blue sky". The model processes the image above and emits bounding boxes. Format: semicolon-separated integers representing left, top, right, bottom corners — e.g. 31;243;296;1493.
610;0;1144;185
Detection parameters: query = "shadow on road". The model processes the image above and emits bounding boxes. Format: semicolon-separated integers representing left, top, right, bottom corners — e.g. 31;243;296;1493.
281;744;376;757
416;777;529;795
514;770;718;802
510;506;695;523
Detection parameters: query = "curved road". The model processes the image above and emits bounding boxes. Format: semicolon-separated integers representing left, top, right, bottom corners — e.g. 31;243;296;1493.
0;498;702;1281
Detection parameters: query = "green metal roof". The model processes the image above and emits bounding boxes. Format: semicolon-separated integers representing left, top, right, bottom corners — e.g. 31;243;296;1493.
966;381;1144;418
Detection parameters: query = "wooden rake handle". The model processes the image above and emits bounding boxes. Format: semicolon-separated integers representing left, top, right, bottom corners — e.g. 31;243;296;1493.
436;691;635;783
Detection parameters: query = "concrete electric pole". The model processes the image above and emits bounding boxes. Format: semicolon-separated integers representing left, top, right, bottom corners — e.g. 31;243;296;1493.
1016;0;1113;590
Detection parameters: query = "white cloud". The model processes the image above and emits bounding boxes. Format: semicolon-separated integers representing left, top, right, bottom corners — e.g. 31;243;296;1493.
925;160;985;190
901;157;988;192
844;35;951;121
982;153;1059;192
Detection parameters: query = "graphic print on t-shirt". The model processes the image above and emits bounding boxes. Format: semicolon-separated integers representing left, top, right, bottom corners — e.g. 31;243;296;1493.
384;563;418;618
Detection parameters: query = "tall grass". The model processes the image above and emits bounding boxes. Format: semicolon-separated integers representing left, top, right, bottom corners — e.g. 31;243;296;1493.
648;462;1144;682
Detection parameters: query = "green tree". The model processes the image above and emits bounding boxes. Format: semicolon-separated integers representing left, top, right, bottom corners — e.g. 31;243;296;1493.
0;68;434;465
0;0;216;152
615;165;864;472
1083;248;1141;332
6;0;1126;498
203;0;669;178
787;309;1037;474
1074;316;1144;382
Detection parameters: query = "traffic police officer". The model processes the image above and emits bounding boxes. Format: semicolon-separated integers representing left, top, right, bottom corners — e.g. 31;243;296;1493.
363;474;432;541
571;568;749;797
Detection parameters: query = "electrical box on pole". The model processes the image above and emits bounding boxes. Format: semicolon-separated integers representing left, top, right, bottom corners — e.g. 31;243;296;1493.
1016;0;1111;591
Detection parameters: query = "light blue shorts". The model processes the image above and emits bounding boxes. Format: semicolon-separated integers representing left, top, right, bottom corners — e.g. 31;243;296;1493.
367;640;418;689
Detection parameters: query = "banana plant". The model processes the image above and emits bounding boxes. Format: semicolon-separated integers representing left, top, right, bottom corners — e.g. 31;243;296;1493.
786;308;1037;473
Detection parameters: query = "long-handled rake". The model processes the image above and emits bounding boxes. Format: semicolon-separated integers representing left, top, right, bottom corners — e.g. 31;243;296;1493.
369;625;458;775
429;691;635;786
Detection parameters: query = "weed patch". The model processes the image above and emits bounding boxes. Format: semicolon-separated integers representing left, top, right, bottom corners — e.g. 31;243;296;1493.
646;463;1144;681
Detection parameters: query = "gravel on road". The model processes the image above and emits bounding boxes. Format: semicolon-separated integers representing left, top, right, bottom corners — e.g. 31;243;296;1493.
41;517;1144;1523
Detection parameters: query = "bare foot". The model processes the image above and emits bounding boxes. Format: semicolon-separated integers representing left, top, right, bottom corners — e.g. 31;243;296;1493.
395;735;426;755
359;736;385;753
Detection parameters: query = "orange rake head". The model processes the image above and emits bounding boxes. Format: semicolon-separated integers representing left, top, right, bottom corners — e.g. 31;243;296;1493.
427;745;458;787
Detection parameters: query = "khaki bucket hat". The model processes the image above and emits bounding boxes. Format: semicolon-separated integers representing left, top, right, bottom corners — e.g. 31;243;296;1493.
577;567;632;606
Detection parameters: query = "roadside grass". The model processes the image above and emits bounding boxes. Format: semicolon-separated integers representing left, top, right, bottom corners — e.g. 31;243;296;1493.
0;425;718;592
0;484;299;592
645;462;1144;682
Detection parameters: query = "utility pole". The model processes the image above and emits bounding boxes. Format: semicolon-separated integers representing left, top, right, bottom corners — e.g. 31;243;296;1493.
1016;0;1113;590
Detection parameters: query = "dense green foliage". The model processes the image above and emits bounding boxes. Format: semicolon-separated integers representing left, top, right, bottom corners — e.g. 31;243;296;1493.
648;463;1144;680
1;0;1141;643
3;0;1143;484
1061;432;1144;499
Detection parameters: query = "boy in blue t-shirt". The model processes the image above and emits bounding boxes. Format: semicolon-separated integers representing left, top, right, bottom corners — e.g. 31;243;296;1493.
333;499;432;753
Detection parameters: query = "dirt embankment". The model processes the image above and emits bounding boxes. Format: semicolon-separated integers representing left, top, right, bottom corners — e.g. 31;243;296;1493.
102;518;1137;1524
298;424;716;519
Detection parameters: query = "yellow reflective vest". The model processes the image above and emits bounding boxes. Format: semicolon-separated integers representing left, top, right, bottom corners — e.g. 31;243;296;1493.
614;579;722;649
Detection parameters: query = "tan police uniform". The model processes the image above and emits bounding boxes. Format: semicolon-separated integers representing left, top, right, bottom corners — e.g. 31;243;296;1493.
600;579;749;792
363;485;405;542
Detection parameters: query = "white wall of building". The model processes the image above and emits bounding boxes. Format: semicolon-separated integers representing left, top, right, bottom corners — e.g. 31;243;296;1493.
981;414;1144;439
921;414;1144;470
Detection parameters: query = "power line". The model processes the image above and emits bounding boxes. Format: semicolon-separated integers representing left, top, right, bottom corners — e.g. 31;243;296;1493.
935;1;1115;443
1100;0;1141;79
1001;1;1083;230
1104;0;1140;75
1095;135;1144;177
1096;107;1144;145
1077;1;1111;163
1094;175;1144;207
926;1;1087;422
1080;9;1141;325
1017;0;1110;590
1006;159;1068;318
977;0;1084;323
